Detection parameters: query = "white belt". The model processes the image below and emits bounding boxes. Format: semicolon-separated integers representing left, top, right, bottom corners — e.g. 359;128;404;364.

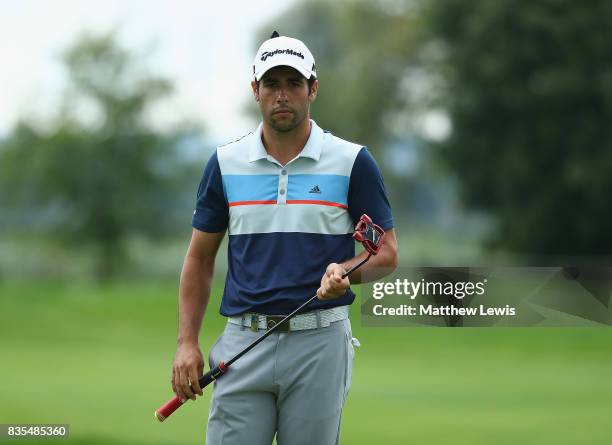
228;305;349;332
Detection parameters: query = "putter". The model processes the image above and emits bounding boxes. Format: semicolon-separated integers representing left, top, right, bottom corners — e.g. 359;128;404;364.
154;214;385;422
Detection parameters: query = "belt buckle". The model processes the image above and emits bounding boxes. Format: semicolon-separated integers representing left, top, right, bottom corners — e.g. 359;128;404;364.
266;315;289;332
250;314;259;331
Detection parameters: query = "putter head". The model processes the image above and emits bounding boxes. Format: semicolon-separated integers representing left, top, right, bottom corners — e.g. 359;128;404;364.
353;214;385;255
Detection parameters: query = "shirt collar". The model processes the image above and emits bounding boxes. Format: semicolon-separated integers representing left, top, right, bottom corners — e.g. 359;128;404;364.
248;119;323;163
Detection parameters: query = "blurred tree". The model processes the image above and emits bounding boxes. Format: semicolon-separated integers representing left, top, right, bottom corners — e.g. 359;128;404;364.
427;0;612;256
0;32;197;280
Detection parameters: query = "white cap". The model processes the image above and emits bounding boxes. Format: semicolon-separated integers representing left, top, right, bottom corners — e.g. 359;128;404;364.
253;31;316;81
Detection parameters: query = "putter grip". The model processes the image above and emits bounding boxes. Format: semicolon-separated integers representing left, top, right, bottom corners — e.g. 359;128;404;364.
154;362;228;422
155;395;184;422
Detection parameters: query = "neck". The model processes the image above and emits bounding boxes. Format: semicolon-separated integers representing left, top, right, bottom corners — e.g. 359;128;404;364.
261;117;312;166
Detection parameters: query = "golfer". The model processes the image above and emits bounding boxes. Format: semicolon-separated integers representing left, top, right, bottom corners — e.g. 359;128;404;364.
171;31;398;444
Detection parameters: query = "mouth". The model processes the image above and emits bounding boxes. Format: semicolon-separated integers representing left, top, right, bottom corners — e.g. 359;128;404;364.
273;109;293;116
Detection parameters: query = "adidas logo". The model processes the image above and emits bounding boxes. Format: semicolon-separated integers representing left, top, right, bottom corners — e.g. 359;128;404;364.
308;185;321;194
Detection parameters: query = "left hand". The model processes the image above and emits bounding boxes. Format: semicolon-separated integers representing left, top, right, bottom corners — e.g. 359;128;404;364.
317;263;350;300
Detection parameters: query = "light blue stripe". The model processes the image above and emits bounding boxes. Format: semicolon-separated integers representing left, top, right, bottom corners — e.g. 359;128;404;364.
223;175;278;203
287;174;349;205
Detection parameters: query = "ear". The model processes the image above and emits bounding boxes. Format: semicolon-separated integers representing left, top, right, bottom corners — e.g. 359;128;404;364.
251;80;260;101
309;79;319;103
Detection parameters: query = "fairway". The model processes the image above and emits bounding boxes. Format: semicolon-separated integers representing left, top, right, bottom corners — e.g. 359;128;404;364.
1;280;612;444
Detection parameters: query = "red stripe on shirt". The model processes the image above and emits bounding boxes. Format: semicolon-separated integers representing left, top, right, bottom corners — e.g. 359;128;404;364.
228;200;277;207
286;200;348;209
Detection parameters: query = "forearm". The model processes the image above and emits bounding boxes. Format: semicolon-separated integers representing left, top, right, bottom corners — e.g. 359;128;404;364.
341;249;396;284
177;254;214;345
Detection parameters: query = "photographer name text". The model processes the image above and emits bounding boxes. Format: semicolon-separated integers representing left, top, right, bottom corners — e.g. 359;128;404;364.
370;278;517;317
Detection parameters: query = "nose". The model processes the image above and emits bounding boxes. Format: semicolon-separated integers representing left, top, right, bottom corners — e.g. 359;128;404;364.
275;86;288;103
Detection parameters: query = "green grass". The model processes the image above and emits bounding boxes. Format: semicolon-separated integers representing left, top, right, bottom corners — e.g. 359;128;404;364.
1;280;612;444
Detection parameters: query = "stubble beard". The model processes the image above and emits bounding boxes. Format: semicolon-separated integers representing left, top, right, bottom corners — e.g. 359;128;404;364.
267;107;307;133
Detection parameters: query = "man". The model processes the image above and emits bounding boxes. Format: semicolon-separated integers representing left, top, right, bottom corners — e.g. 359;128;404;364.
171;31;398;444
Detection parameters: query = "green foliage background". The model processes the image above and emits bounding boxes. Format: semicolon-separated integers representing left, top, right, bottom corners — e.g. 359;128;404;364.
428;0;612;255
0;32;199;280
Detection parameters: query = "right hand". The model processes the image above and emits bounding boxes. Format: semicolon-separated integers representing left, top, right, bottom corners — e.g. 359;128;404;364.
172;341;204;402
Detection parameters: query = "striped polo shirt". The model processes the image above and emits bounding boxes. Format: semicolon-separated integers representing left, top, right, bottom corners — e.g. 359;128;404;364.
192;119;393;316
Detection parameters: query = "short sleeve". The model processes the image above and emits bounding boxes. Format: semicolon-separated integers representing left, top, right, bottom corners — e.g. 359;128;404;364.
191;151;229;232
348;147;394;230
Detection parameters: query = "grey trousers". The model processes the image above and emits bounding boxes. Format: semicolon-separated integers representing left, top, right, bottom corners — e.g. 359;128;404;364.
205;318;355;445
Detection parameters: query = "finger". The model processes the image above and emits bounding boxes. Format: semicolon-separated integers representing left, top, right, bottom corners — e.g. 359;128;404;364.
174;367;186;402
329;278;349;296
324;280;335;298
317;286;326;300
326;277;337;290
173;366;184;399
189;367;203;396
181;367;196;401
327;286;340;298
178;367;195;402
336;275;349;287
171;368;178;395
323;280;331;295
319;286;329;300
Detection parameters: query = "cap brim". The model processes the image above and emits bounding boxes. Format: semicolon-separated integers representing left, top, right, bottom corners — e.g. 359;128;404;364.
255;62;313;81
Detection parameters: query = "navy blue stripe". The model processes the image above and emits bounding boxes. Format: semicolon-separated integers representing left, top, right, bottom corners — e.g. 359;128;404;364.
220;232;356;316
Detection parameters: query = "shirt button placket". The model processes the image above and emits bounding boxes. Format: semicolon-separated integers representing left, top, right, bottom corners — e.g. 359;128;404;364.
278;168;288;205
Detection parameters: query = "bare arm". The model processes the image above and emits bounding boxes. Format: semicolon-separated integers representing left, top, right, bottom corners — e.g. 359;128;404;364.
172;228;225;402
317;229;398;299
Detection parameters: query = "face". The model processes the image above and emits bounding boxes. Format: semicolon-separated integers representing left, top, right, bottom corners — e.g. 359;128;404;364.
251;65;318;132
